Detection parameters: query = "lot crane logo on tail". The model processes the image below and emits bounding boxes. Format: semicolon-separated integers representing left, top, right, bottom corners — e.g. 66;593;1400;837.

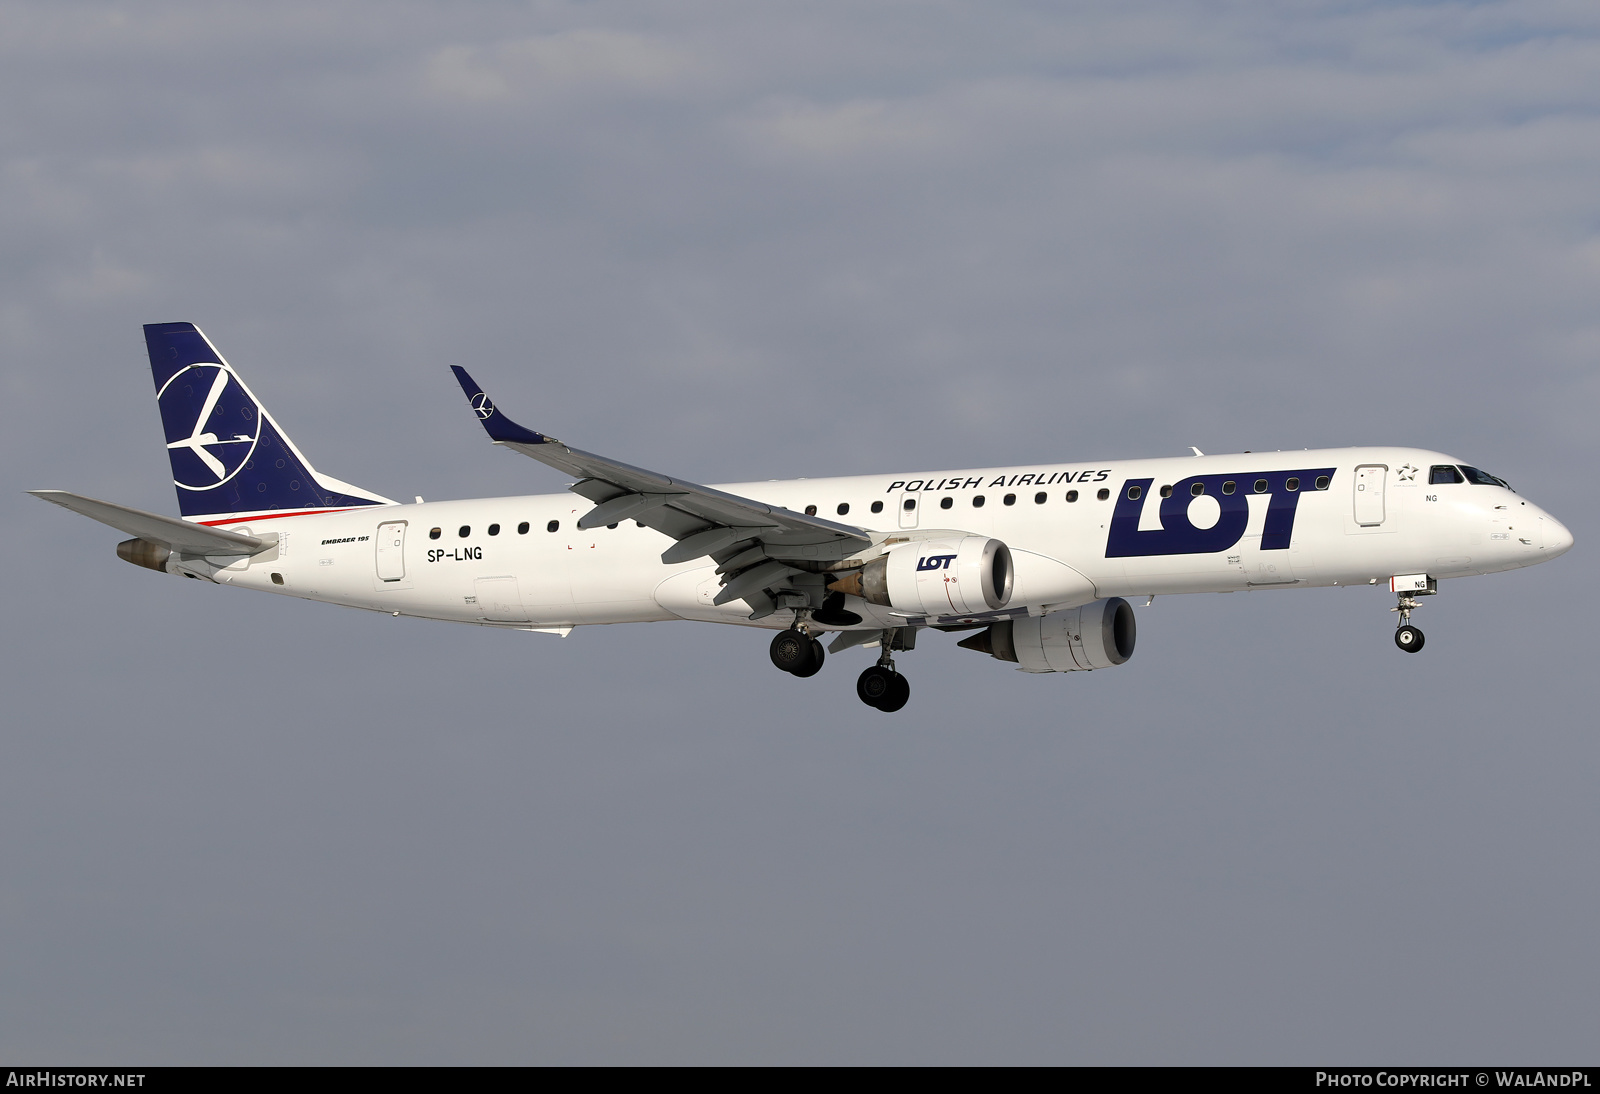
156;363;262;490
142;322;394;521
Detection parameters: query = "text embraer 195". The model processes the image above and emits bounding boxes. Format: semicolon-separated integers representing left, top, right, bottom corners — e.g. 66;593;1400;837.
33;323;1575;712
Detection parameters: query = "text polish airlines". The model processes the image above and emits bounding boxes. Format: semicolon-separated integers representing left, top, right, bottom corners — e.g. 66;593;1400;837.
33;323;1575;712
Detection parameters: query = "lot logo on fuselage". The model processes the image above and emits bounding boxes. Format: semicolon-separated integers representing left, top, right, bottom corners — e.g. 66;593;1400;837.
155;363;261;490
1106;468;1336;557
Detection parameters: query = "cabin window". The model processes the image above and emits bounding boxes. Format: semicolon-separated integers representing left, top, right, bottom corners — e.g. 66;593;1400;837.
1097;488;1110;501
903;498;916;511
607;523;618;529
458;526;470;538
1003;493;1017;506
1126;485;1142;501
1191;482;1205;497
1314;476;1330;491
518;522;530;534
1160;485;1172;498
547;520;559;532
871;501;884;514
1285;478;1299;492
1065;490;1078;503
973;495;986;507
1034;492;1047;504
940;496;953;509
804;505;817;516
1222;481;1236;495
428;527;442;540
488;524;500;536
1254;479;1268;494
837;503;850;516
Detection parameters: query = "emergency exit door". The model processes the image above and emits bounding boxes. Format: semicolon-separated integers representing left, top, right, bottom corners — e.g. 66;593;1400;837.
898;491;920;529
375;521;407;581
1353;465;1386;527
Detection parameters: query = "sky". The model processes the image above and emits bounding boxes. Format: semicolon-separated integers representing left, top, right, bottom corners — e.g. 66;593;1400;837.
2;0;1597;1065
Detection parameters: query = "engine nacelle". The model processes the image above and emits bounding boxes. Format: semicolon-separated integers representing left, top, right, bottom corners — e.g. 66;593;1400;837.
117;537;173;573
838;536;1013;616
957;597;1136;672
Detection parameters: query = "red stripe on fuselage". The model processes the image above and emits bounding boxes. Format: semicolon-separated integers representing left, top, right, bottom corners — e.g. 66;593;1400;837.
197;506;372;527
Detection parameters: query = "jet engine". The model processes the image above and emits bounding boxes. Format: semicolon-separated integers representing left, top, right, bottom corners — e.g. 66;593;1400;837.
829;537;1013;616
957;597;1136;672
117;537;173;573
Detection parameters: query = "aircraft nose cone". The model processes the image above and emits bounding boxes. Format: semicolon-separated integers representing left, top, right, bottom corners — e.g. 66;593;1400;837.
1543;514;1574;557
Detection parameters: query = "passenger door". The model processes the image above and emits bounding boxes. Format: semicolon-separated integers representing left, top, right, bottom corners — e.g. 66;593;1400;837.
1353;465;1386;527
375;521;407;581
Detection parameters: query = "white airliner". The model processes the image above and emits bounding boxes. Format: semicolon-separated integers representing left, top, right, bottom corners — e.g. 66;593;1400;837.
33;323;1575;712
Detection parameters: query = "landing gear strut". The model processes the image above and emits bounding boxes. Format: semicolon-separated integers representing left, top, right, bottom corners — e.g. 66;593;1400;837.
1390;577;1436;654
856;631;910;712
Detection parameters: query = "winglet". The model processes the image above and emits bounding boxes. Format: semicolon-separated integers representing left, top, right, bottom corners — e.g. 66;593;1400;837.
450;366;553;446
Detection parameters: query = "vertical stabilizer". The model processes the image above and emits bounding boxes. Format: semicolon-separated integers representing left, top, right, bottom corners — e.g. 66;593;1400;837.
144;322;394;523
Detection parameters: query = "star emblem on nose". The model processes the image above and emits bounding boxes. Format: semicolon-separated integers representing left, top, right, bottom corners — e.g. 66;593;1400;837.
1397;463;1418;481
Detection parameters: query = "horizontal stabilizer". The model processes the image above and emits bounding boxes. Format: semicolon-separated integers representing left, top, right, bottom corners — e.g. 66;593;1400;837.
29;490;269;555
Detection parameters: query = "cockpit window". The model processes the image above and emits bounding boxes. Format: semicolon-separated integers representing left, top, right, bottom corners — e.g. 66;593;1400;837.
1458;465;1512;490
1429;465;1463;485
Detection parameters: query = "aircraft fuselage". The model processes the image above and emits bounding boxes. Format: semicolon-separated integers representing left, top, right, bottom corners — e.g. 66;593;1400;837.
189;446;1571;633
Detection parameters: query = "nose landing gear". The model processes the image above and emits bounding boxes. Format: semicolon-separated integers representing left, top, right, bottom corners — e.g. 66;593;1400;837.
1390;574;1436;654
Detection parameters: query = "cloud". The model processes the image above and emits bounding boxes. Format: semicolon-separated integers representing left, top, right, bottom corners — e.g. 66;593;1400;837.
423;29;695;103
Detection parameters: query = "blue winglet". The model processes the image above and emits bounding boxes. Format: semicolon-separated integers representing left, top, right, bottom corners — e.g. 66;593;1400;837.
450;366;551;445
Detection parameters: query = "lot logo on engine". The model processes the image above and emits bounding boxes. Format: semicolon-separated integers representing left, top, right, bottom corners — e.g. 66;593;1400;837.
917;554;957;571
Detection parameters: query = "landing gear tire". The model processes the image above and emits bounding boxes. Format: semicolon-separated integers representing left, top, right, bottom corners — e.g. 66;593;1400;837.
857;665;892;706
1395;625;1425;653
770;629;817;674
856;665;909;712
878;672;910;713
791;639;825;678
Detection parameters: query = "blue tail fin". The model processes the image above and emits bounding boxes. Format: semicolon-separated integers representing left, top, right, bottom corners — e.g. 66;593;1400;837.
144;322;394;523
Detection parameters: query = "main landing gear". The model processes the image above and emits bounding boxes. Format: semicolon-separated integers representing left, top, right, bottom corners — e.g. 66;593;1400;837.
857;659;910;713
770;625;825;677
768;619;913;712
855;627;912;713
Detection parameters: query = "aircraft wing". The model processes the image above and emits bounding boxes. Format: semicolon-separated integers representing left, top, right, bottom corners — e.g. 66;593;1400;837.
29;490;269;555
450;367;874;617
